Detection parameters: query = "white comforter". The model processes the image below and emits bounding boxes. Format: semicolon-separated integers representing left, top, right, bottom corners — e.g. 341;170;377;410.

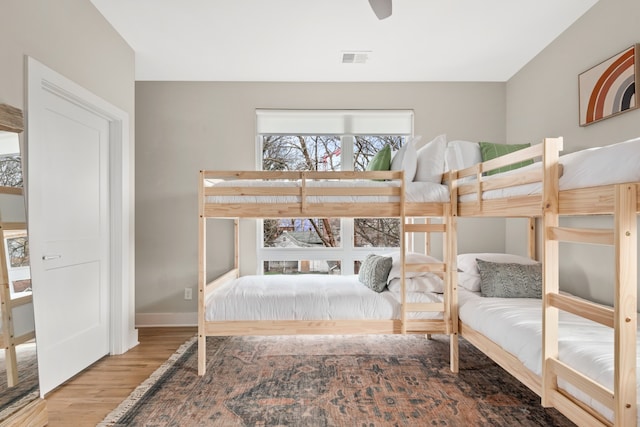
458;289;640;425
205;274;444;321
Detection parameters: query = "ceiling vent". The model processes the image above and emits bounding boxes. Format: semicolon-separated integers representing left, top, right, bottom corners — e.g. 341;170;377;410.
341;51;370;64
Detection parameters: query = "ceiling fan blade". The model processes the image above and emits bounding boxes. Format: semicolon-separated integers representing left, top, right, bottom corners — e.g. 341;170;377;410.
368;0;392;20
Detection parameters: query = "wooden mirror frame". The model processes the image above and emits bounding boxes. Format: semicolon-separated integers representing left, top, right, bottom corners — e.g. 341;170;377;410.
0;103;47;427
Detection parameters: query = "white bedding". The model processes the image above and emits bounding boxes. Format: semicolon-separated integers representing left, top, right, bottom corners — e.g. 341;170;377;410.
458;289;640;425
205;274;444;321
459;136;640;202
205;180;450;204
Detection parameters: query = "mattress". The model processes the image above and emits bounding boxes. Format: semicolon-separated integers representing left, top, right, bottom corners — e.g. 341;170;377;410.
458;289;640;425
459;136;640;202
205;274;444;321
205;179;450;204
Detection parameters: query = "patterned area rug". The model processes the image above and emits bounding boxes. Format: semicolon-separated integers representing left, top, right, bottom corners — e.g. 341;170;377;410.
100;335;574;426
0;342;39;422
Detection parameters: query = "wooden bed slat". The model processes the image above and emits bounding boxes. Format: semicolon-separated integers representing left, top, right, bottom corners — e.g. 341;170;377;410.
205;185;401;197
204;202;404;218
547;388;611;427
405;319;448;333
404;223;446;233
548;293;614;328
457;194;542;217
203;170;404;180
547;357;614;410
548;226;614;245
460;321;541;395
205;320;401;336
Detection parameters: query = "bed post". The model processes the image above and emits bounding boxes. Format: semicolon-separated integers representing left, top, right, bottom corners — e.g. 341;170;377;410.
527;218;536;260
198;171;207;376
445;202;458;373
400;172;407;335
613;183;637;425
541;137;562;407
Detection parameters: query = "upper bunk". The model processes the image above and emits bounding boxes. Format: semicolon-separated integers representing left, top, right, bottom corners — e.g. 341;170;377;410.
200;170;450;219
451;136;640;218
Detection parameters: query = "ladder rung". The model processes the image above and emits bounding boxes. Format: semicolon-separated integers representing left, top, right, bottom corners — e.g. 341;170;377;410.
405;263;445;273
547;358;614;411
406;302;444;312
547;226;614;245
404;223;446;233
548;293;614;328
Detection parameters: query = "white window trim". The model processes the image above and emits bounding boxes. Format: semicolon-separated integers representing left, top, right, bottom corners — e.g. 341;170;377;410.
255;109;413;276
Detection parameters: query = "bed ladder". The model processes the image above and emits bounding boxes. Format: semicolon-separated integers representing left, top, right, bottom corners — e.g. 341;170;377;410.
401;204;458;373
542;140;637;425
0;221;33;387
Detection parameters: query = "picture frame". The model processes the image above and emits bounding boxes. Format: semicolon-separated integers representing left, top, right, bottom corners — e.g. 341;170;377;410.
579;44;639;126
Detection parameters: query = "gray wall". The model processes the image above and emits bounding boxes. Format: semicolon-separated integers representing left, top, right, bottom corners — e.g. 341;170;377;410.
135;82;507;318
505;0;640;305
0;1;136;331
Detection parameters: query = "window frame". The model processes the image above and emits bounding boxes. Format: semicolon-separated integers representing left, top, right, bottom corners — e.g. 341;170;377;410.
255;110;413;276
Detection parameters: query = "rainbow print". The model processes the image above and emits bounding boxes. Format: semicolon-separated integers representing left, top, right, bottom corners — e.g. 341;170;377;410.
579;45;638;126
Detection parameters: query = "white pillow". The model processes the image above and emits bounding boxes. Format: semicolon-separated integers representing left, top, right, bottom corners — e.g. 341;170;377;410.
414;134;447;183
385;251;442;283
387;276;444;293
444;140;481;171
458;271;481;292
391;136;420;183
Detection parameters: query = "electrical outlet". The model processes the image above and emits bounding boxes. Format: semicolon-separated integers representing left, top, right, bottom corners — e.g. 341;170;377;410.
184;288;192;300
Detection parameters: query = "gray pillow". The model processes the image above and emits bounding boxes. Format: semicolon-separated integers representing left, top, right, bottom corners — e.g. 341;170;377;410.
476;259;542;298
358;254;393;293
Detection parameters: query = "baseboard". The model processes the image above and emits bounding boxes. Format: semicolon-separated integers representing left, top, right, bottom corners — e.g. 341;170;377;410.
135;312;197;327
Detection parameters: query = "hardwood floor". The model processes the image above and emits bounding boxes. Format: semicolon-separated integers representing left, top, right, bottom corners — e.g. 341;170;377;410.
44;326;196;427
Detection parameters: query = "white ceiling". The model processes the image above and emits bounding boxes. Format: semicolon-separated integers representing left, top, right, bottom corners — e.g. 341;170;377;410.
90;0;598;82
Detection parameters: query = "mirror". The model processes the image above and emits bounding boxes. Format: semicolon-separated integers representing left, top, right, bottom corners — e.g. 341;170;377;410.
0;103;45;424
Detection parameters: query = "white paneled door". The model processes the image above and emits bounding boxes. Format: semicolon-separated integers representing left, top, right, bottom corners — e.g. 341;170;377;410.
28;65;111;396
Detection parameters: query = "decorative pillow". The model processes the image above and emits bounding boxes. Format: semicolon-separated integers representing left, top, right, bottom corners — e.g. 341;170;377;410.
358;254;393;293
457;253;539;275
366;144;392;172
414;134;447;183
391;136;420;183
478;141;534;176
387;276;444;293
476;259;542;298
444;140;481;171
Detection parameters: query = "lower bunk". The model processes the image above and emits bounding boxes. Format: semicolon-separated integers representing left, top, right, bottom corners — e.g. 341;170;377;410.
458;288;639;427
198;263;456;375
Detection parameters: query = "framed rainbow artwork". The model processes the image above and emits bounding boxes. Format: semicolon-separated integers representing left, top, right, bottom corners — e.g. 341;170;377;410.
579;44;639;126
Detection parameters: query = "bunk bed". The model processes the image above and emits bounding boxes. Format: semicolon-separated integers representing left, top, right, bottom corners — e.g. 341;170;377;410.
198;169;458;376
450;136;640;426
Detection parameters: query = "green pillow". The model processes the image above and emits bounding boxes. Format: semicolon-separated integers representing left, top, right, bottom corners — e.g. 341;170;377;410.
366;144;392;172
478;141;533;176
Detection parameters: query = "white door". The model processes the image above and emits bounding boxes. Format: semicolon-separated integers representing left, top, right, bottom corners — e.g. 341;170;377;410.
28;84;111;396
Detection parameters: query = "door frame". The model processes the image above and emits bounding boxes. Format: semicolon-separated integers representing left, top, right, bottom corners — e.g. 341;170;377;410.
26;57;137;357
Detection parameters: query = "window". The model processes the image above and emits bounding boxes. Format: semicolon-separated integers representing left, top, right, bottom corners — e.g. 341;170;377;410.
256;110;413;275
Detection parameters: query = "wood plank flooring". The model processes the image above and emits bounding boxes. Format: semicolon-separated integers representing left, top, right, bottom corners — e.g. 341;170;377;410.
44;326;196;427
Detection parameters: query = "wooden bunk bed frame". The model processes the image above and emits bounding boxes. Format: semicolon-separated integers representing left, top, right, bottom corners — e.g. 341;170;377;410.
198;170;458;376
451;136;638;426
